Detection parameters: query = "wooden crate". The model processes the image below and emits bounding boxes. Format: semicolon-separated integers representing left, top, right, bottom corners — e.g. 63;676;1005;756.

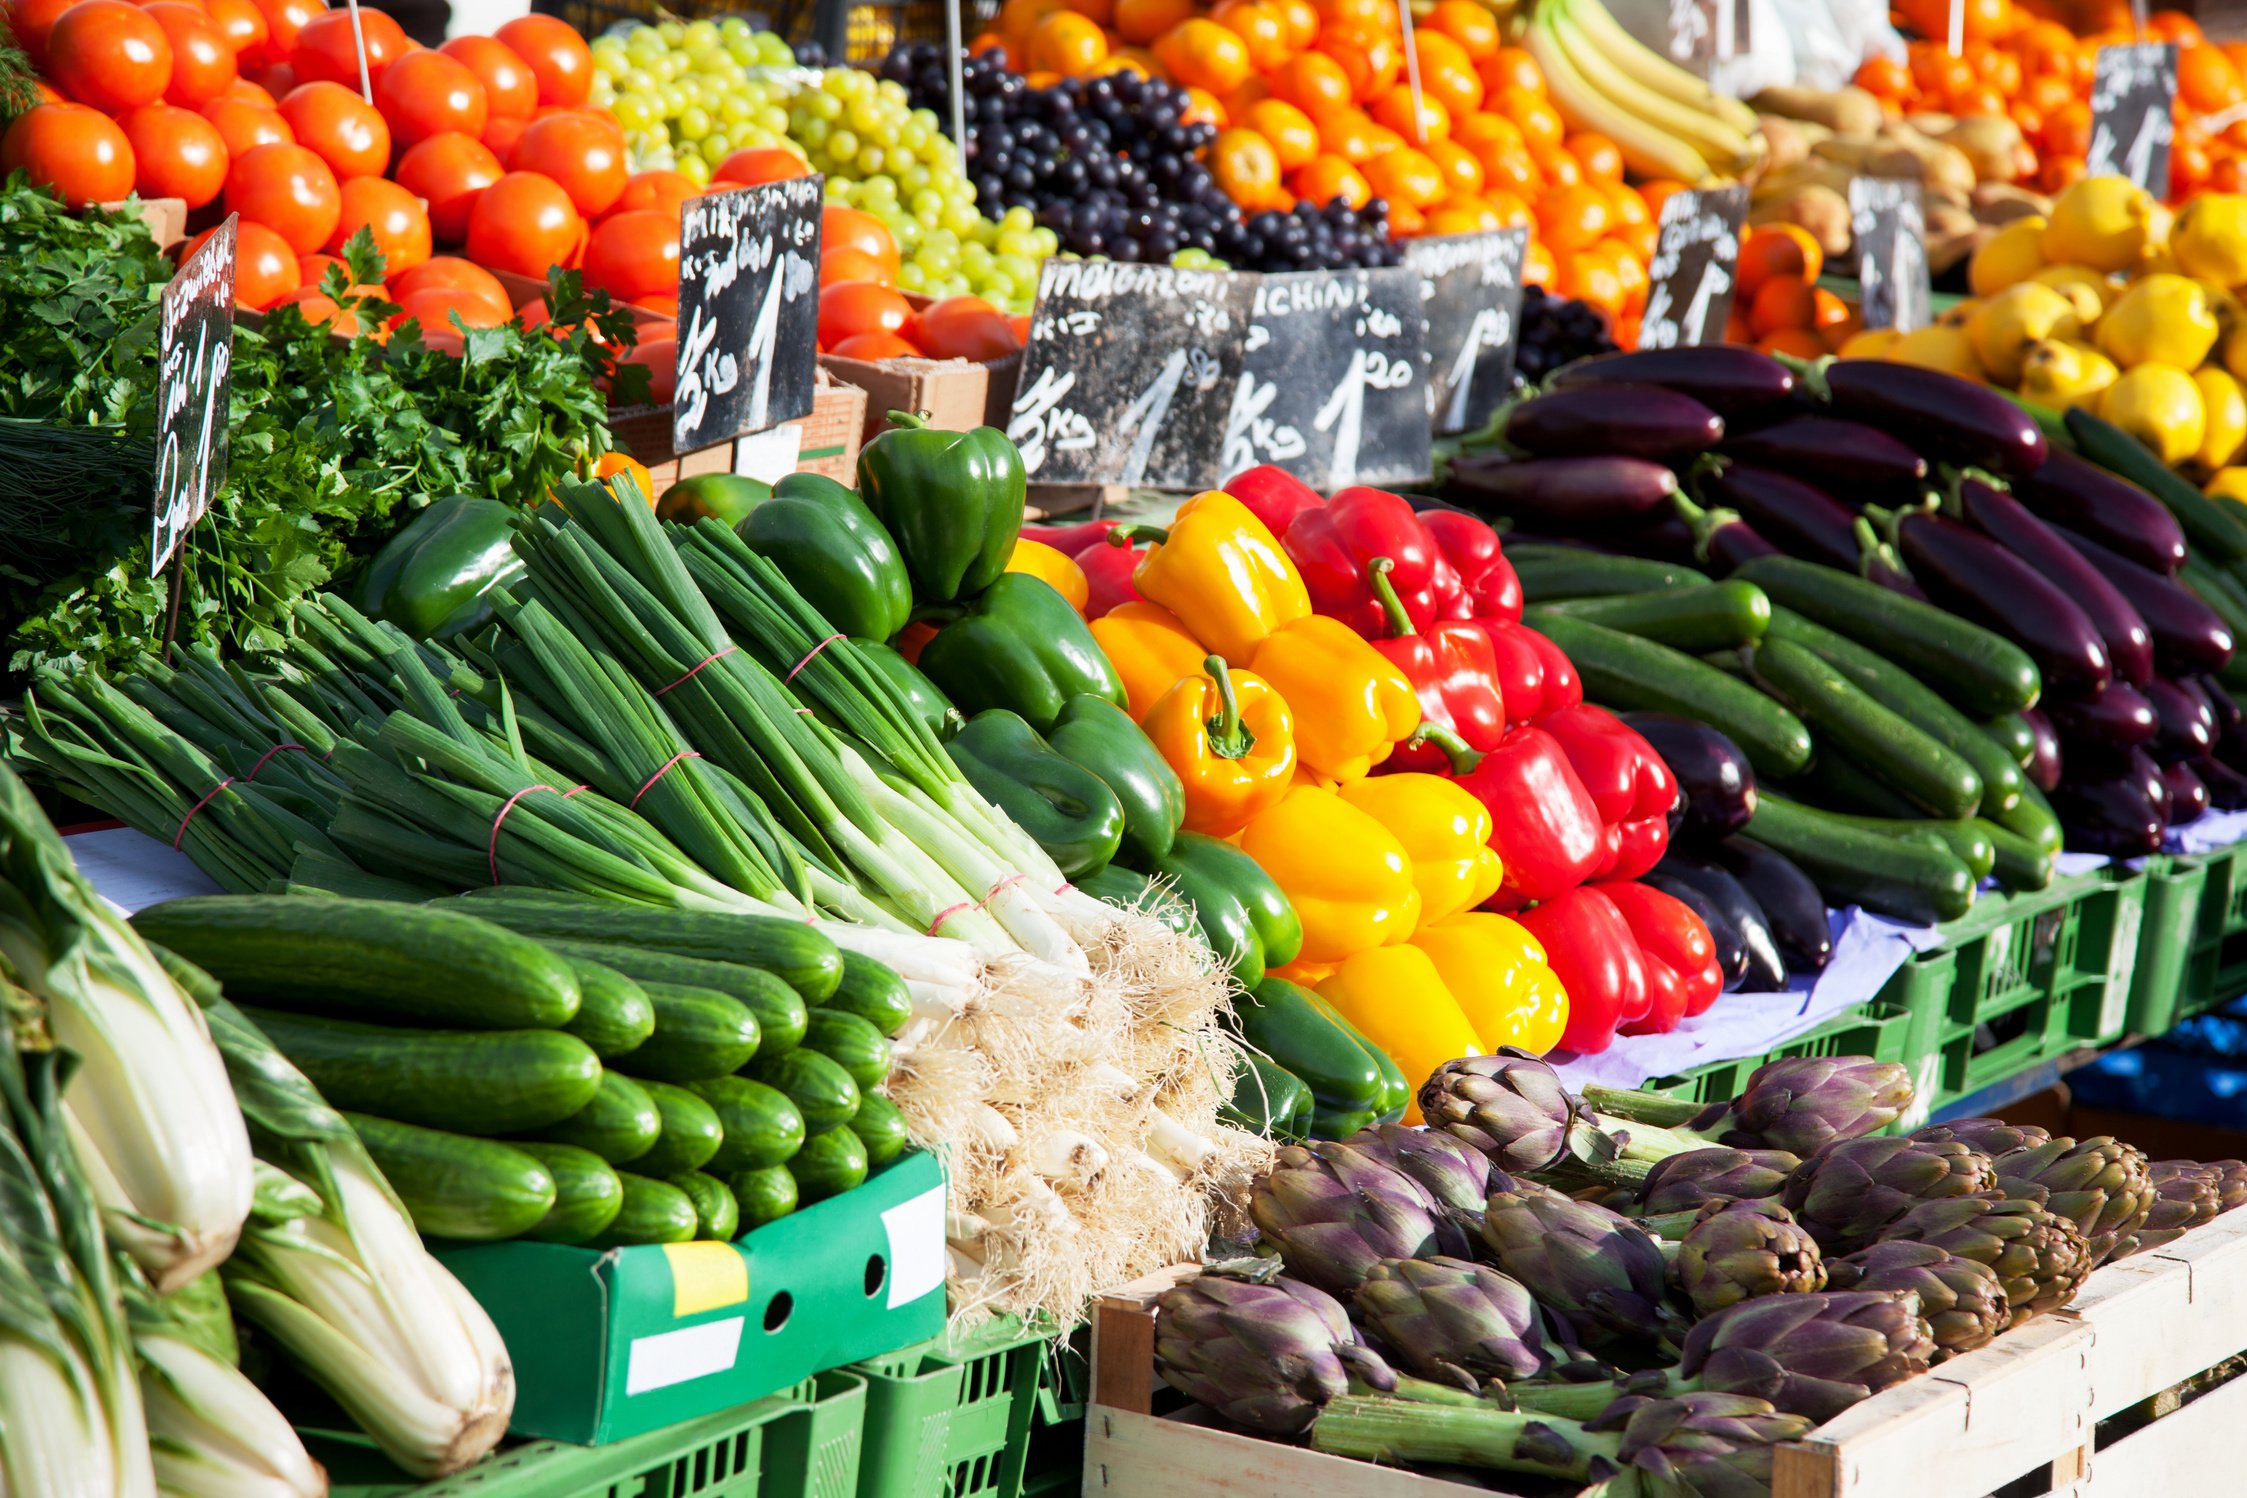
1085;1208;2247;1498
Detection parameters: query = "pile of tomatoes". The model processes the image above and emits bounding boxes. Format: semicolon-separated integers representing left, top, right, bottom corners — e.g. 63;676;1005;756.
812;187;1030;363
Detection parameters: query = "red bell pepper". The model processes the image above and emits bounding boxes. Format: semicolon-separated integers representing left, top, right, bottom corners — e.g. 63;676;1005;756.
1485;621;1583;728
1074;537;1143;618
1514;885;1650;1054
1421;508;1523;624
1367;558;1506;774
1283;486;1444;637
1022;518;1118;554
1602;880;1722;1035
1413;722;1604;906
1539;705;1677;883
1223;465;1325;539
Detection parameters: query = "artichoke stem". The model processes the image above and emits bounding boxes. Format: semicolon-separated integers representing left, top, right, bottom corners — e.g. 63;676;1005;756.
1509;1373;1682;1423
1311;1395;1610;1478
1581;1085;1706;1129
1591;1114;1706;1162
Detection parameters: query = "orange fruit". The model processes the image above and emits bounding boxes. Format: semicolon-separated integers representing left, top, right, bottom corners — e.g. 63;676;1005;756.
999;0;1068;55
1426;0;1499;62
1759;328;1830;359
1414;31;1483;118
1363;143;1444;207
1478;45;1543;97
1387;198;1425;236
1317;106;1382;162
1854;54;1913;100
1808;286;1851;332
1496;84;1563;151
1113;0;1192;43
2148;8;2201;45
1272;50;1354;120
1156;18;1253;93
1484;187;1533;228
1212;126;1281;204
1537;181;1611;253
1275;0;1319;49
1370;85;1447;143
1182;86;1227;127
2181;42;2241;112
1556;248;1625;318
1567;131;1623;182
1424;195;1500;234
1610;217;1658;261
1315;0;1390;31
1602;180;1649;226
2039;152;2085;193
1476;141;1543;196
1637;178;1688;221
1427;137;1483;196
1737;222;1820;300
1028;10;1108;74
2043;100;2091;159
1294;151;1370;208
1533;144;1582;188
1600;238;1648;315
1246;97;1319;169
1748;277;1817;338
1318;25;1399;102
1213;0;1291;71
1523;238;1555;287
1061;0;1113;20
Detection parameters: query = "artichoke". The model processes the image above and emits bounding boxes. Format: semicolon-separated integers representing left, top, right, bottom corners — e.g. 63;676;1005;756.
1674;1199;1827;1317
1672;1291;1937;1423
1585;1057;1914;1160
1479;1187;1689;1348
1586;1392;1814;1498
2208;1159;2247;1214
1638;1147;1801;1217
1250;1141;1474;1297
1420;1051;1605;1174
1151;1271;1396;1434
1781;1135;1999;1253
1826;1241;2007;1361
2105;1160;2224;1260
1350;1123;1498;1213
1354;1256;1589;1390
1989;1135;2154;1263
1912;1116;2050;1158
1880;1192;2090;1324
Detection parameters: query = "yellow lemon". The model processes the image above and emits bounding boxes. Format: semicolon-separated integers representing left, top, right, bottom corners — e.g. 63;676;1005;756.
2174;193;2247;287
1937;297;1980;330
1967;282;2082;386
1969;215;2048;298
2100;363;2207;467
2043;176;2158;273
1888;325;1983;380
2095;273;2220;370
1838;327;1904;359
2206;466;2247;506
2030;263;2120;317
2019;339;2119;411
2198;366;2247;471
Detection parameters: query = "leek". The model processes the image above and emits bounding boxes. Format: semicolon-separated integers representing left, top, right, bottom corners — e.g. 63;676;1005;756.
127;1276;325;1498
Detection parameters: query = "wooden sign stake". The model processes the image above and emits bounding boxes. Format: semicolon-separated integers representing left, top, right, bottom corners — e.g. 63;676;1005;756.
946;0;969;158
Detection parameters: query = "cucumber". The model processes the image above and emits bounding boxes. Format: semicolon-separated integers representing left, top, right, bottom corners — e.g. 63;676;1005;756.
669;1170;740;1241
630;1080;724;1177
688;1077;806;1171
524;1070;661;1164
1527;610;1813;776
1732;557;2040;718
1979;713;2038;772
436;897;841;1002
2067;406;2247;567
1995;778;2064;858
590;1175;699;1247
820;952;913;1037
727;1165;797;1229
1978;819;2057;892
557;956;655;1058
802;1009;891;1092
135;896;580;1030
2181;561;2247;692
1746;796;1976;926
1074;864;1196;936
743;1047;860;1137
243;1008;602;1134
851;1092;910;1169
542;942;806;1055
1511;549;1710;600
344;1114;554;1241
513;1142;625;1245
1790;749;1926;820
625;984;761;1083
1540;581;1770;651
1749;637;1983;819
786;1125;868;1204
1798;810;1997;884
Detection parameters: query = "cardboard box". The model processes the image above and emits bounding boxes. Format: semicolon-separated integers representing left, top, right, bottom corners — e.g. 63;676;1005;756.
819;348;1023;446
440;1151;947;1446
612;368;865;481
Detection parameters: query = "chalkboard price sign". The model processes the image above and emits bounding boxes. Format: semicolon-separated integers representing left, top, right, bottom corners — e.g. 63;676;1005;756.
1407;227;1529;436
1640;185;1748;351
2087;42;2178;195
1230;265;1430;490
1009;259;1250;488
1666;0;1717;68
151;216;237;574
1849;176;1931;333
673;174;823;452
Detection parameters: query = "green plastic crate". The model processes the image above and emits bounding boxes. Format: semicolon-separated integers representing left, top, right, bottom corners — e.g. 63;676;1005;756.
2170;841;2247;1023
1644;998;1921;1107
853;1314;1050;1498
2129;853;2212;1036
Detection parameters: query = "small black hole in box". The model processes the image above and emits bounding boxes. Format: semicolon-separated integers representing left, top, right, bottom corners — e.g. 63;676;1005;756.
865;1254;887;1297
764;1291;793;1333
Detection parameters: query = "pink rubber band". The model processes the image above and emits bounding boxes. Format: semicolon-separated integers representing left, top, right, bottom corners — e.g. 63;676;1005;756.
243;743;309;781
655;645;738;696
785;633;846;684
173;779;236;849
488;783;589;883
1054;883;1075;895
630;751;702;809
977;873;1029;911
927;901;973;935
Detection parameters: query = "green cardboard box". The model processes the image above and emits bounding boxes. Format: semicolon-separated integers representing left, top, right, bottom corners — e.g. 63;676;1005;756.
441;1152;948;1444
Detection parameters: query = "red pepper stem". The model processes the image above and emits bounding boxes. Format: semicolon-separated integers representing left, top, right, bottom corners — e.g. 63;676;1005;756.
1202;655;1258;761
1108;523;1169;547
1368;556;1417;638
1406;721;1483;776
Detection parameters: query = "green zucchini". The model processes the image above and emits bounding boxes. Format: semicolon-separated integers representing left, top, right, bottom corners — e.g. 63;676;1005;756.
802;1009;891;1092
688;1077;806;1171
1747;796;1976;926
1510;549;1710;601
1540;581;1770;651
542;942;806;1055
630;1080;724;1177
1994;778;2064;858
625;983;761;1083
1978;819;2057;892
820;952;912;1037
243;1008;602;1135
2067;406;2247;566
436;897;842;1002
852;1092;910;1169
1749;637;1983;819
514;1142;625;1245
1074;864;1196;936
1979;713;2039;772
524;1070;661;1164
786;1126;868;1204
345;1114;554;1242
590;1175;699;1247
557;956;655;1058
1732;557;2040;718
727;1166;797;1229
134;896;580;1030
742;1048;860;1137
1526;611;1813;776
669;1171;739;1241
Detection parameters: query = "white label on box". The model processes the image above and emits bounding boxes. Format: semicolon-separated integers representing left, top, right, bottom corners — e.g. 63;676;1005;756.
734;424;802;484
881;1185;947;1309
625;1315;744;1395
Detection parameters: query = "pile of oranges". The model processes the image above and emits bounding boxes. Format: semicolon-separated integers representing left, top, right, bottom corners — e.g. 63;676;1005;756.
1720;223;1861;358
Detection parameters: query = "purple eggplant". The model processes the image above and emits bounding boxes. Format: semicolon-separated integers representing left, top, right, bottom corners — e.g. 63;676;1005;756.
1718;415;1928;491
1504;383;1724;462
1955;479;2153;687
1702;464;1864;572
1656;855;1788;992
2198;755;2247;810
1817;361;2049;479
1619;711;1757;845
2050;526;2236;676
2021;705;2063;792
2047;681;2158;762
1640;867;1748;988
2050;753;2168;856
1886;508;2112;695
1443;452;1678;527
2164;761;2210;826
2013;449;2187;574
1704;513;1783;572
1548;346;1798;418
1711;835;1833;974
2146;677;2217;763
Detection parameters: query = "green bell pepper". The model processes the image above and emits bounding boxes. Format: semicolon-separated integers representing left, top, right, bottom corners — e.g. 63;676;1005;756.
943;710;1125;879
1075;865;1197;936
858;641;964;742
856;411;1024;604
734;473;912;641
656;473;770;527
356;495;524;640
1143;832;1304;988
1221;1055;1312;1141
916;574;1126;734
1236;978;1385;1121
1307;993;1411;1124
1046;695;1185;866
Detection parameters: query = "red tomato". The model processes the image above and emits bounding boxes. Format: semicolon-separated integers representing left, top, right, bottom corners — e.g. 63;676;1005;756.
46;0;174;113
8;0;81;64
245;57;293;94
392;283;509;334
481;110;526;163
439;33;535;119
392;129;499;244
818;280;911;349
388;253;509;320
712;145;808;187
271;284;346;329
463;169;583;280
279;79;386;179
622;335;676;404
189;217;297;308
821;205;899;281
494;14;589;106
819;244;892;288
204;0;267;61
330;174;429;274
580;208;679;305
830;331;921;361
912;295;1021;360
221;77;276;105
145;2;234;105
245;0;316;64
118;101;227;205
610;168;696;221
223;139;338;252
0;102;135;206
288;5;403;87
509;109;622;217
200;96;290;154
375;47;486;147
634;293;676;317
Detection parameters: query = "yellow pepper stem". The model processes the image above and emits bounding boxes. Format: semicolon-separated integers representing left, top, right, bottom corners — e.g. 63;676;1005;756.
1202;655;1258;760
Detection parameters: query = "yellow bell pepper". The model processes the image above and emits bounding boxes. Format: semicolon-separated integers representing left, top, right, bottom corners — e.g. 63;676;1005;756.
1317;945;1483;1124
1240;782;1420;963
1412;912;1571;1057
1143;656;1297;836
1246;616;1421;782
1336;773;1503;926
1119;491;1310;666
1089;602;1209;721
1005;538;1089;613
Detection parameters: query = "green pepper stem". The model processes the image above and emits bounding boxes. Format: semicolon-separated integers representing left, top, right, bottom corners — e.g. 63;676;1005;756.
885;410;931;430
1369;556;1416;639
1406;721;1483;775
1108;523;1169;547
1202;655;1258;760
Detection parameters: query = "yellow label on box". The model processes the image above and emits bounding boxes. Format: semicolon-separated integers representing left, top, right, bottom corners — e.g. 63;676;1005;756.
662;1241;749;1318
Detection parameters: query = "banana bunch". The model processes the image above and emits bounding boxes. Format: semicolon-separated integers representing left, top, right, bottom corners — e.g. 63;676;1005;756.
1523;0;1763;185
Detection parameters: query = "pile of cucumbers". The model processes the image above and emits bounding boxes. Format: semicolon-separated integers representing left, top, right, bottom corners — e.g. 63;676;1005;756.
133;893;915;1249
